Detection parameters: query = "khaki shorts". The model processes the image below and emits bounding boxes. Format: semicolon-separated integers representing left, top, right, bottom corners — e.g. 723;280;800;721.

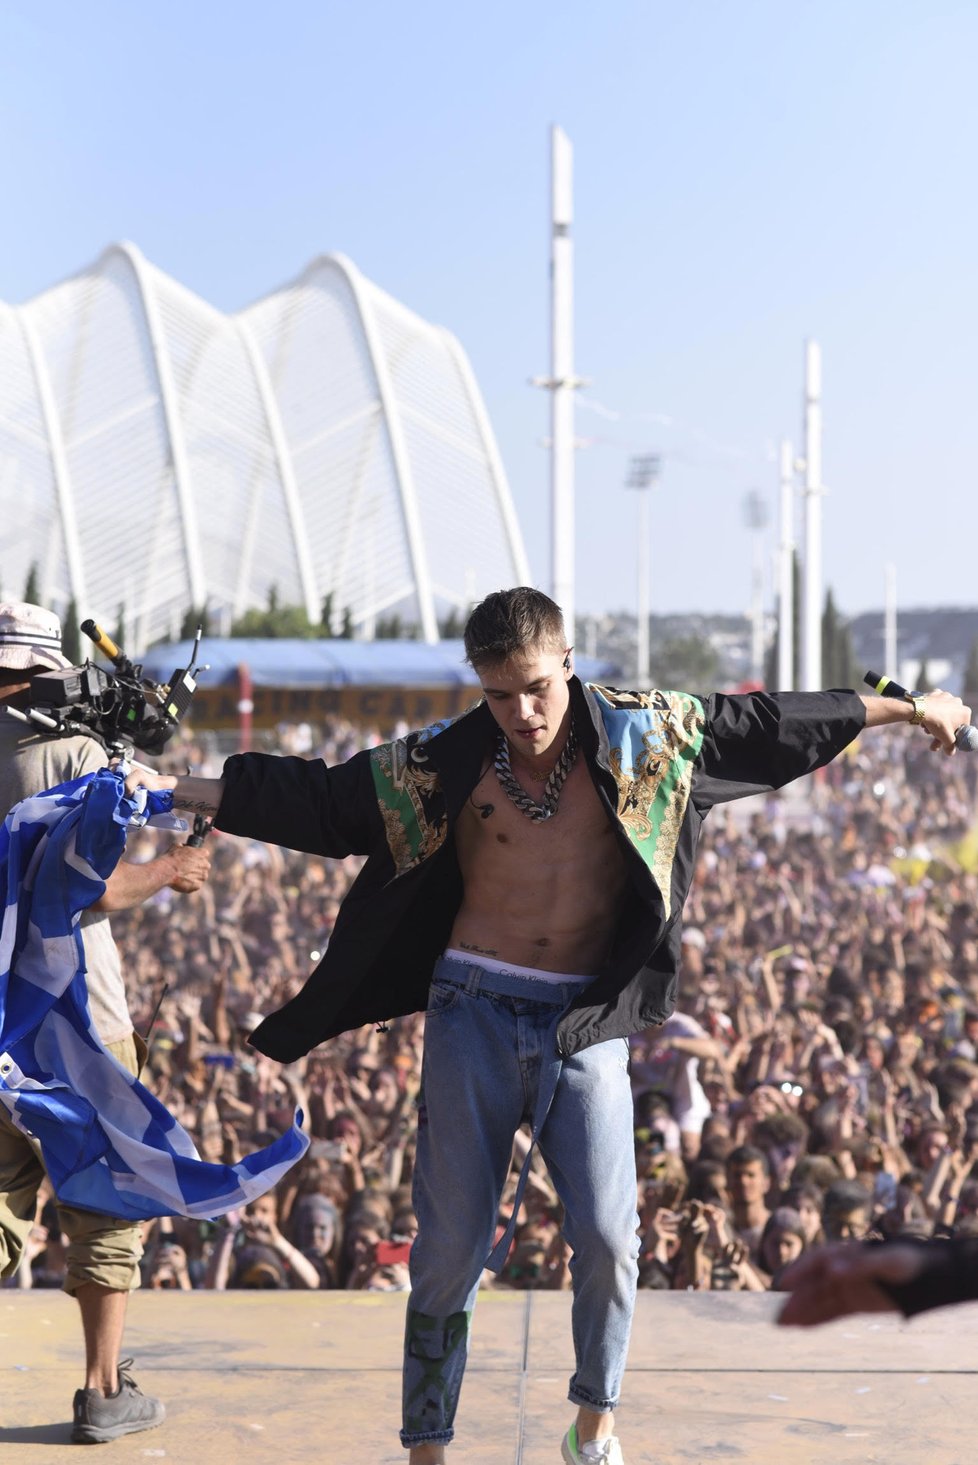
0;1033;146;1295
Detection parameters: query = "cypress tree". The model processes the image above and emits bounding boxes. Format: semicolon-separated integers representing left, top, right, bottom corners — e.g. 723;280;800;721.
23;563;40;606
821;587;857;688
62;597;82;664
320;592;335;637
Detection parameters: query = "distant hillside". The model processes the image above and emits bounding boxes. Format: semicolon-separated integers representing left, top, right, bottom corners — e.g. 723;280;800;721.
849;608;978;691
581;607;978;691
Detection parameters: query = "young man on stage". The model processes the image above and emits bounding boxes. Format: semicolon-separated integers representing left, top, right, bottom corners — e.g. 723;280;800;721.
143;587;971;1464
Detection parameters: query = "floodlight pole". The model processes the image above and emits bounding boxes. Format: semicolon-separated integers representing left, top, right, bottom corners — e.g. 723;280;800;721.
742;489;769;685
778;438;795;690
800;340;824;690
532;126;586;644
626;454;661;686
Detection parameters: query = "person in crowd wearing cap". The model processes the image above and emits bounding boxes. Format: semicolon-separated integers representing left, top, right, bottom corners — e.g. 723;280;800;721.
0;601;212;1444
130;586;970;1465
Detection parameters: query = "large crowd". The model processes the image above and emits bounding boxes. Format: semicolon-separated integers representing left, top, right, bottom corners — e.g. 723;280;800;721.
10;710;978;1296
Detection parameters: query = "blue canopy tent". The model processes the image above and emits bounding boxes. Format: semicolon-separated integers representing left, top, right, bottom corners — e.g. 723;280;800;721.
138;640;620;734
141;639;617;689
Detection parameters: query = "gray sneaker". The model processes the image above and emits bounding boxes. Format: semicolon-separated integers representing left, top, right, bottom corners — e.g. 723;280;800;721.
71;1358;165;1444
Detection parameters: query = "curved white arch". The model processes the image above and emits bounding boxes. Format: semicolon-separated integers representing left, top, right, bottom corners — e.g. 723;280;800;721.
440;325;531;588
105;242;206;609
16;309;87;610
7;243;526;646
307;253;438;644
233;315;319;624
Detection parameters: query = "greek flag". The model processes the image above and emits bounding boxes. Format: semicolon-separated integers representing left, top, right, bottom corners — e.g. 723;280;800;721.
0;768;308;1220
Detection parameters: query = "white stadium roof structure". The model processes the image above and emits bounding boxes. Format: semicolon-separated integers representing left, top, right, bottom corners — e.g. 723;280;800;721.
0;243;530;645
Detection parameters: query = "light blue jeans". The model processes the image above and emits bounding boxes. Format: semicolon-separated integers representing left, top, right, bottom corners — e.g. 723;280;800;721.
401;955;640;1448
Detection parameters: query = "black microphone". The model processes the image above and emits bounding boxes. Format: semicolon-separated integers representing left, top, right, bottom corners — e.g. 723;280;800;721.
864;670;978;752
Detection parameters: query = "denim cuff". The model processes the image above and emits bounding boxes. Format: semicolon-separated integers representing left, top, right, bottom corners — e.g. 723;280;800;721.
568;1386;618;1413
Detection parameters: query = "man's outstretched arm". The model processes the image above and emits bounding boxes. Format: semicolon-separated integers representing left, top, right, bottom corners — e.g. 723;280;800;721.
126;745;381;860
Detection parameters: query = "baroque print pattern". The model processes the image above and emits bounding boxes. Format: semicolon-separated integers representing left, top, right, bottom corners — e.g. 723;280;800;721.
370;719;453;876
589;685;706;915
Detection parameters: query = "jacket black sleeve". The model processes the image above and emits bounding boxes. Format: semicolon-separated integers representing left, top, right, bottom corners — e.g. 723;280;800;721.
213;749;383;858
691;689;866;813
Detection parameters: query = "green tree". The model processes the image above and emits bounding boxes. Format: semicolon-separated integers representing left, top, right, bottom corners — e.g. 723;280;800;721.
62;596;82;665
339;606;354;639
23;562;40;606
113;603;127;651
230;603;315;638
375;614;406;639
320;592;335;637
916;659;933;693
821;588;857;688
652;634;720;690
229;585;320;638
439;606;465;639
179;605;210;640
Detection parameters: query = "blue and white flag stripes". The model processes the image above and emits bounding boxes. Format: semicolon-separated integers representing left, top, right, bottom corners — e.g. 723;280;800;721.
0;768;308;1220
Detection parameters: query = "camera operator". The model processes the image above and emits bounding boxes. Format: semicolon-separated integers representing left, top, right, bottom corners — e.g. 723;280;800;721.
0;601;212;1445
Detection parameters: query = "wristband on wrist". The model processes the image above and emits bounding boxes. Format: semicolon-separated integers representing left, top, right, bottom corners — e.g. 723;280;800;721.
906;692;928;726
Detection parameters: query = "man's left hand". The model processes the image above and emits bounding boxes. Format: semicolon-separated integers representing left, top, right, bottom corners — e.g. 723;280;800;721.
919;689;972;754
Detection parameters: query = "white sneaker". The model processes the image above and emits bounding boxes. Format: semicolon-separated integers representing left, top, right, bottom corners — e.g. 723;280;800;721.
561;1425;625;1464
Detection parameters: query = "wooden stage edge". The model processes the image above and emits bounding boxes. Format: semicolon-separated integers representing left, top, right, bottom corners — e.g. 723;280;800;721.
2;1289;975;1464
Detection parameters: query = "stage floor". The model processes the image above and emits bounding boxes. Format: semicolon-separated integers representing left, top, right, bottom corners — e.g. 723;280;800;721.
2;1288;976;1463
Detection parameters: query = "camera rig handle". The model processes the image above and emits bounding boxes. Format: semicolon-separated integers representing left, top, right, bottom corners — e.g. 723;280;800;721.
80;619;136;677
187;814;212;847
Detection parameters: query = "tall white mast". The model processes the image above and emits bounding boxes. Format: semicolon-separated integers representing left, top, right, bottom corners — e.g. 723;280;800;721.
744;489;768;684
800;339;824;690
626;453;661;686
535;124;578;642
778;438;795;690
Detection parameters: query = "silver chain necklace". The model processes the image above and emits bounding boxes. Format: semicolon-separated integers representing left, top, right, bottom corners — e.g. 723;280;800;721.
494;725;578;822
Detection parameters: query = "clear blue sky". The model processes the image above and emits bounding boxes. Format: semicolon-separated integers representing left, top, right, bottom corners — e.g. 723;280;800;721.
2;1;976;621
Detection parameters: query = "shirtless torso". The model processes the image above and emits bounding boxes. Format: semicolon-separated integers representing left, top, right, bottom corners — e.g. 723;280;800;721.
448;750;629;976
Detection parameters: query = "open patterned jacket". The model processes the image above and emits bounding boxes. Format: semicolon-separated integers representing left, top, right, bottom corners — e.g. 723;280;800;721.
215;679;865;1062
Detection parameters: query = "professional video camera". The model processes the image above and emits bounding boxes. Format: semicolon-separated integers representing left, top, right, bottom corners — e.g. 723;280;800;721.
4;618;204;756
